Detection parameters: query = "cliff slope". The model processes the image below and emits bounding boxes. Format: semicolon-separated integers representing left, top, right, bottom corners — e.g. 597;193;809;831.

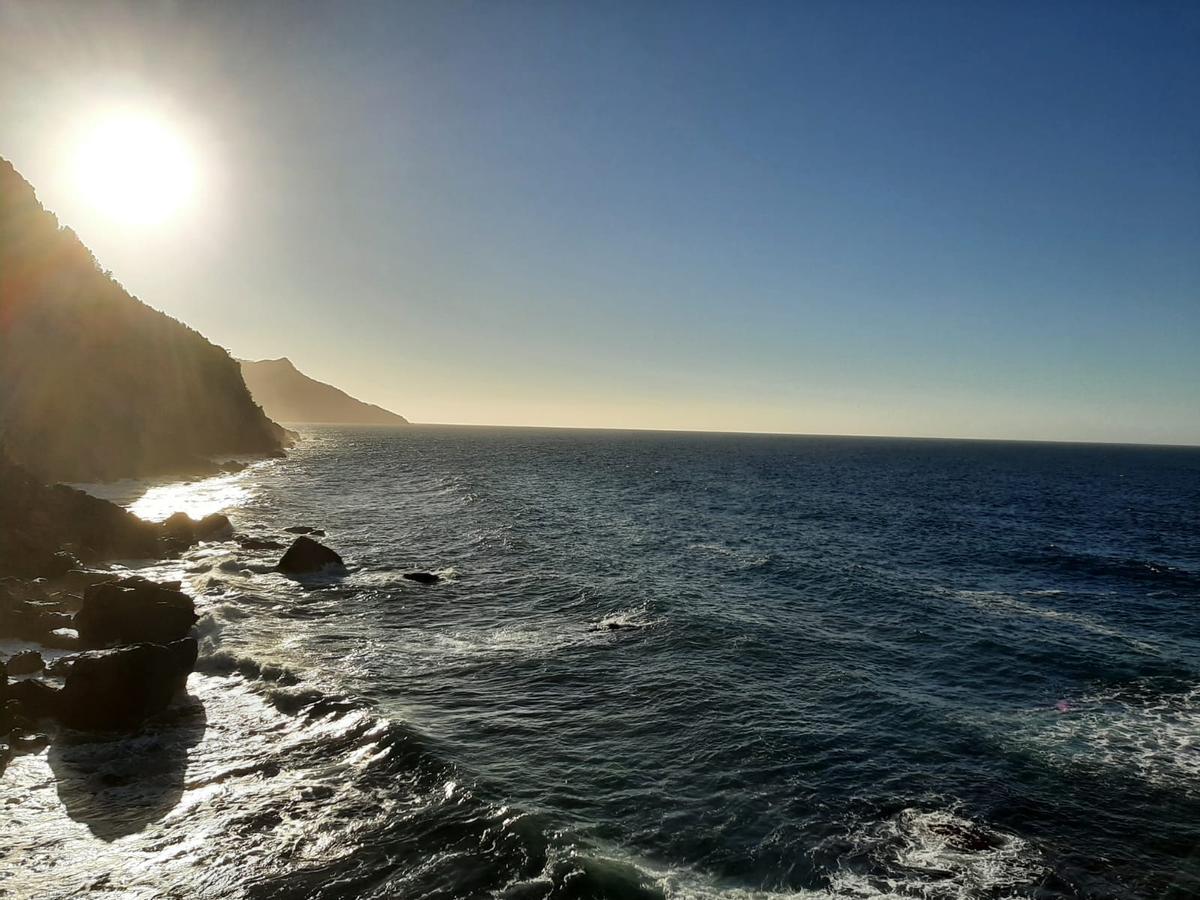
0;158;287;481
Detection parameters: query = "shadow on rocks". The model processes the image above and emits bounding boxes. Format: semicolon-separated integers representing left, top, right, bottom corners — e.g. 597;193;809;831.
48;693;207;842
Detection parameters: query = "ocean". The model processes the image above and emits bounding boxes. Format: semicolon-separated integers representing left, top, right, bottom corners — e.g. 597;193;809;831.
4;426;1199;899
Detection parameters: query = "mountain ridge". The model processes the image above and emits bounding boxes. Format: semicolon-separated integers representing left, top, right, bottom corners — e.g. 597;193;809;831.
239;357;408;425
0;157;287;482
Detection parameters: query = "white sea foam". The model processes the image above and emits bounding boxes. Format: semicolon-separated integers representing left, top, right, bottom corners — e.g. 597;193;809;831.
1002;682;1200;793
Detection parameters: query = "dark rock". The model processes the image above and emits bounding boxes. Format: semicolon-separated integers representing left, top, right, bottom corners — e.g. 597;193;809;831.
283;526;318;534
0;589;75;645
0;700;27;733
0;577;44;602
59;570;119;593
277;537;345;574
39;592;80;615
0;457;161;576
60;638;198;731
311;529;325;537
195;513;235;542
236;535;285;551
7;679;61;720
9;731;48;753
6;650;44;675
0;659;5;704
403;572;440;585
45;550;81;577
74;577;197;647
161;512;197;546
220;460;247;474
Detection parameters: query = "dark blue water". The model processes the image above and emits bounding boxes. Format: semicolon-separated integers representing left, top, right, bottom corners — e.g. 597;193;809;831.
21;428;1200;899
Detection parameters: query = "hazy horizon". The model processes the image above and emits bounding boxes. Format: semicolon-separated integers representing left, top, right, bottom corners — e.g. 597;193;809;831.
2;1;1197;444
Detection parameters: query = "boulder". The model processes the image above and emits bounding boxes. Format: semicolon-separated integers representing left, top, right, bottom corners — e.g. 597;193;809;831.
74;577;197;647
161;512;197;547
195;513;235;542
277;537;345;574
6;650;44;675
403;572;440;585
7;679;61;720
60;638;197;731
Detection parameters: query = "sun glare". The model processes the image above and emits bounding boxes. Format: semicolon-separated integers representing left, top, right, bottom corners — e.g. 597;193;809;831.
72;112;198;225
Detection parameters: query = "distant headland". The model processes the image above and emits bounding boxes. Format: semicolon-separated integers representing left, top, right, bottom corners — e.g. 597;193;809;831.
239;357;408;426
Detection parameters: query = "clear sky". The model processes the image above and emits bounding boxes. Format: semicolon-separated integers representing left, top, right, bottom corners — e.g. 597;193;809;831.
2;1;1197;443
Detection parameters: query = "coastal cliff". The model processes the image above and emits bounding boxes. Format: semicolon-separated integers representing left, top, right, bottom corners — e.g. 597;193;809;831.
0;158;287;482
240;357;408;425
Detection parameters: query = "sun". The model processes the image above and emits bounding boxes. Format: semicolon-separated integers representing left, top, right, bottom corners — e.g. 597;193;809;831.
72;112;198;226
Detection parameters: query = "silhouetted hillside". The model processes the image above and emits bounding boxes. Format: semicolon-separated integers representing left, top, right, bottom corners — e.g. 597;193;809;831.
240;358;408;425
0;158;287;481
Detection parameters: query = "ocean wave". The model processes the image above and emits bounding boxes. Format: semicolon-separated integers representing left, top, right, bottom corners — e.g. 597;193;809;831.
1012;546;1200;590
949;589;1164;655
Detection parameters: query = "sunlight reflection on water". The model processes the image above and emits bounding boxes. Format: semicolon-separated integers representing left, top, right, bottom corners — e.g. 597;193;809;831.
126;473;251;522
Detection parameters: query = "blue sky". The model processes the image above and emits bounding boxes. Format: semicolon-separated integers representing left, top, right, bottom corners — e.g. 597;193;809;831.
2;1;1197;442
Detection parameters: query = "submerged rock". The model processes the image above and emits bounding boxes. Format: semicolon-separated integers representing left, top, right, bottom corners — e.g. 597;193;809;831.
74;577;197;647
403;572;440;585
277;536;345;574
6;650;44;675
283;525;318;534
60;638;198;731
59;570;119;593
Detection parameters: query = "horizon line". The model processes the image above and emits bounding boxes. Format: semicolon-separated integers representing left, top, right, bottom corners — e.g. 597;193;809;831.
289;419;1200;451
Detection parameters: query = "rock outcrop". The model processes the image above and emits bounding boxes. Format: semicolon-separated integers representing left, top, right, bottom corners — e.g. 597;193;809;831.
0;456;160;577
74;577;198;647
277;536;345;574
6;651;43;675
1;574;201;738
60;639;198;731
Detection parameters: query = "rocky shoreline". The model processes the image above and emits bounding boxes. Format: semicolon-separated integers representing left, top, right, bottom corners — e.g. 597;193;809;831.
0;455;349;776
